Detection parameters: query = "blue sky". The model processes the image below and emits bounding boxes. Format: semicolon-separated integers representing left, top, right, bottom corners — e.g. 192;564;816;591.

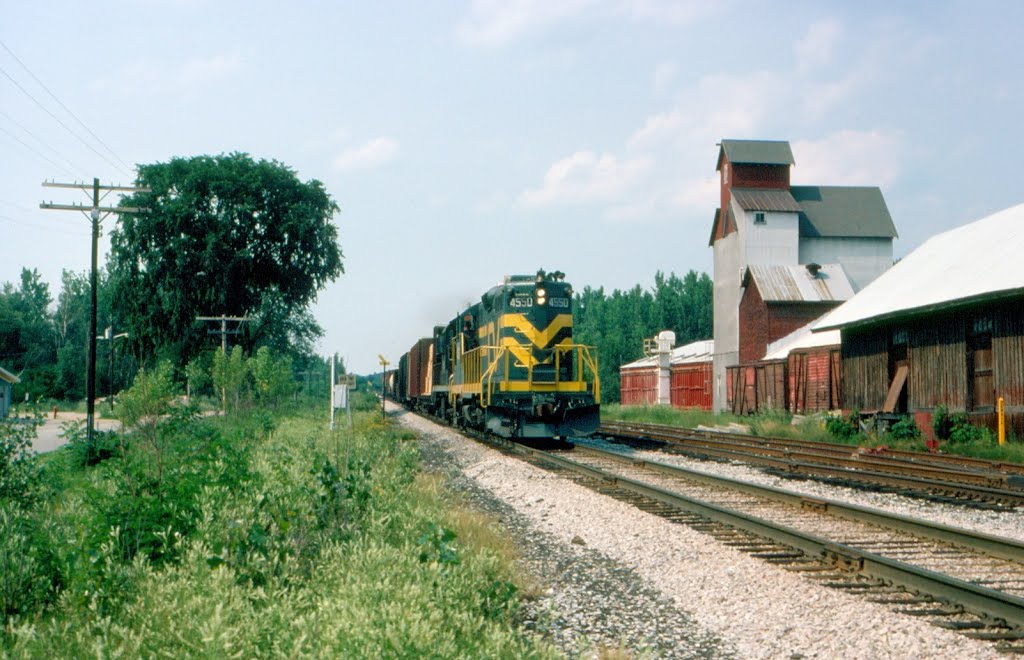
2;1;1022;374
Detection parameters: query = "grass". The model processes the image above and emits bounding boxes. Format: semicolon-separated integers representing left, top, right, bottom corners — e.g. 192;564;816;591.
603;404;1024;464
2;405;559;657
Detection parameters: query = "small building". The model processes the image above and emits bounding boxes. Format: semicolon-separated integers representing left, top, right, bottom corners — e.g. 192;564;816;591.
709;139;898;411
814;202;1024;436
0;366;18;418
620;338;714;410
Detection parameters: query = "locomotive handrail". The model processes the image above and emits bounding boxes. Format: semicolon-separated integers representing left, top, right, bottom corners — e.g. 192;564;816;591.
473;343;600;407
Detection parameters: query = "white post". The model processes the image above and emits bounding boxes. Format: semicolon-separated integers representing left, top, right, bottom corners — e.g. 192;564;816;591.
329;355;336;431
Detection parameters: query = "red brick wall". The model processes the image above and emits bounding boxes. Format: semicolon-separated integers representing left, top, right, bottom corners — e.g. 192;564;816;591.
740;279;840;363
739;279;769;362
716;160;790;242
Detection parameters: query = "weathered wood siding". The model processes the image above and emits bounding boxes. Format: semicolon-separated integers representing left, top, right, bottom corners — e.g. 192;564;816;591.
840;296;1024;436
908;314;966;410
840;329;888;411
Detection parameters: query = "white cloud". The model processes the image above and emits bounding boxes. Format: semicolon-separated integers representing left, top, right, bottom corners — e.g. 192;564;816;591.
792;129;903;187
518;150;653;207
333;137;400;171
669;175;718;212
457;0;710;46
794;18;843;71
457;0;595;47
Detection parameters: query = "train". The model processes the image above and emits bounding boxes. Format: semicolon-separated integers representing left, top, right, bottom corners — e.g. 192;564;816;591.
388;269;600;441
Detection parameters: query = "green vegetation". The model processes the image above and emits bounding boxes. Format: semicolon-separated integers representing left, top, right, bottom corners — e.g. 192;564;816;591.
0;153;344;405
1;363;554;656
604;404;1024;463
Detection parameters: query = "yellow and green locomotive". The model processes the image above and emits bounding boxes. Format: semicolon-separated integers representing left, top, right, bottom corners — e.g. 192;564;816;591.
397;269;600;441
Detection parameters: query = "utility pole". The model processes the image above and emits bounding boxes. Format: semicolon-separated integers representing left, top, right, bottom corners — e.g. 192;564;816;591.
196;314;251;411
41;178;149;445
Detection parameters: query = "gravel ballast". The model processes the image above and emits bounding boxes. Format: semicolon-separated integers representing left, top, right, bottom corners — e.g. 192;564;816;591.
395;407;1004;659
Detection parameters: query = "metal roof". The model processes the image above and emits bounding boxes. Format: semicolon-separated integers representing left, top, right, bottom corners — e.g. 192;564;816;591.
792;186;897;239
814;202;1024;331
620;339;714;370
0;366;19;385
731;188;803;213
743;264;855;303
763;321;841;361
716;140;794;170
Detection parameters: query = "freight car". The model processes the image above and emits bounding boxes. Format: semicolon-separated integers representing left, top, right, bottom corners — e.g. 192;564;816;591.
394;269;600;441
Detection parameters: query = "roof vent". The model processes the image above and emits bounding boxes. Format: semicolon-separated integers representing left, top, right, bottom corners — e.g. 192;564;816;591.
805;262;822;277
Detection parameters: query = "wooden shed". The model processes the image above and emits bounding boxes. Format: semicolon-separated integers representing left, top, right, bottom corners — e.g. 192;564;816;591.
815;203;1024;437
0;366;18;418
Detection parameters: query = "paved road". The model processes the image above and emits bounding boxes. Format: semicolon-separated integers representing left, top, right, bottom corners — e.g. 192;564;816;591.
19;412;122;454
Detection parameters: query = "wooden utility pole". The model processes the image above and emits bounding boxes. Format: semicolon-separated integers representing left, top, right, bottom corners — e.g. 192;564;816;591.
196;314;251;411
41;178;148;445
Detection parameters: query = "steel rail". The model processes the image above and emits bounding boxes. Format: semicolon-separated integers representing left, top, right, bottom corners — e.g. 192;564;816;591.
509;443;1024;628
602;420;1024;477
571;444;1024;563
599;422;1024;505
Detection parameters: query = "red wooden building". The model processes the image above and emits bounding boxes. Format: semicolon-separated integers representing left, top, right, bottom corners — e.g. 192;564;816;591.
620;339;714;410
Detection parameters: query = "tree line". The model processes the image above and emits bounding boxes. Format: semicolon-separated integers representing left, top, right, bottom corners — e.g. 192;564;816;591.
1;153;344;403
574;270;712;403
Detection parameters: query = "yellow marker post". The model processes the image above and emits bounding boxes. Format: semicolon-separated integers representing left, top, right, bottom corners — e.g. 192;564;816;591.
998;396;1006;446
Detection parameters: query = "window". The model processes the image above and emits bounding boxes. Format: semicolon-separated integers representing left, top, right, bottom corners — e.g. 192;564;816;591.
753;212;766;224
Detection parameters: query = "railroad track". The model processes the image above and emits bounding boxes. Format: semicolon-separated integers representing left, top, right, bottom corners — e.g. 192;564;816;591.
598;420;1024;508
471;437;1024;651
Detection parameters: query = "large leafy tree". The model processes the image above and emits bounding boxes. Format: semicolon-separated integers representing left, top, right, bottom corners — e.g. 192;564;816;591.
109;153;343;366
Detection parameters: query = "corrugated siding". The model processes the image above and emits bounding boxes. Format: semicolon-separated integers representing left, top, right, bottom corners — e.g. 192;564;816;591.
670;363;712;410
841;329;888;411
620;368;657;405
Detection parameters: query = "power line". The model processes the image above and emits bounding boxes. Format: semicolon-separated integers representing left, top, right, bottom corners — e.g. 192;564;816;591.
0;213;89;237
0;109;85;176
0;62;132;178
0;39;134;175
0;120;79;179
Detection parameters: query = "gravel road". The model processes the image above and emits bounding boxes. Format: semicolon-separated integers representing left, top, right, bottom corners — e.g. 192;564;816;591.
395;405;1003;659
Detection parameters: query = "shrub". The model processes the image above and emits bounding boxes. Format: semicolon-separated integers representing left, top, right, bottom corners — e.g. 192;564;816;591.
889;415;921;441
0;417;44;506
63;422;121;467
0;503;63;622
826;411;860;441
933;404;994;445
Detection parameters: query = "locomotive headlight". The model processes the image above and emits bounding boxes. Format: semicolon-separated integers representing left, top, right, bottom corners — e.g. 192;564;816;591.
536;288;546;298
538;296;547;305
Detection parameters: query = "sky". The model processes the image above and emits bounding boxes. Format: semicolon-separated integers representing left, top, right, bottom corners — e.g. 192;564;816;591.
2;1;1022;375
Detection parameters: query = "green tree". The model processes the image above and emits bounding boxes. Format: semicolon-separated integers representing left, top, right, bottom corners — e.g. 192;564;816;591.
109;153;344;369
212;346;249;412
250;346;295;407
1;269;57;400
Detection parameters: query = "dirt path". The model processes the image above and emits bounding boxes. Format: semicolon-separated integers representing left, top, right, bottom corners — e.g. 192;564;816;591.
25;411;122;453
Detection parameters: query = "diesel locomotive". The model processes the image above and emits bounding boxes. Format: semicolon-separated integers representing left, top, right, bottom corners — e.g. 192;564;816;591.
390;269;600;441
